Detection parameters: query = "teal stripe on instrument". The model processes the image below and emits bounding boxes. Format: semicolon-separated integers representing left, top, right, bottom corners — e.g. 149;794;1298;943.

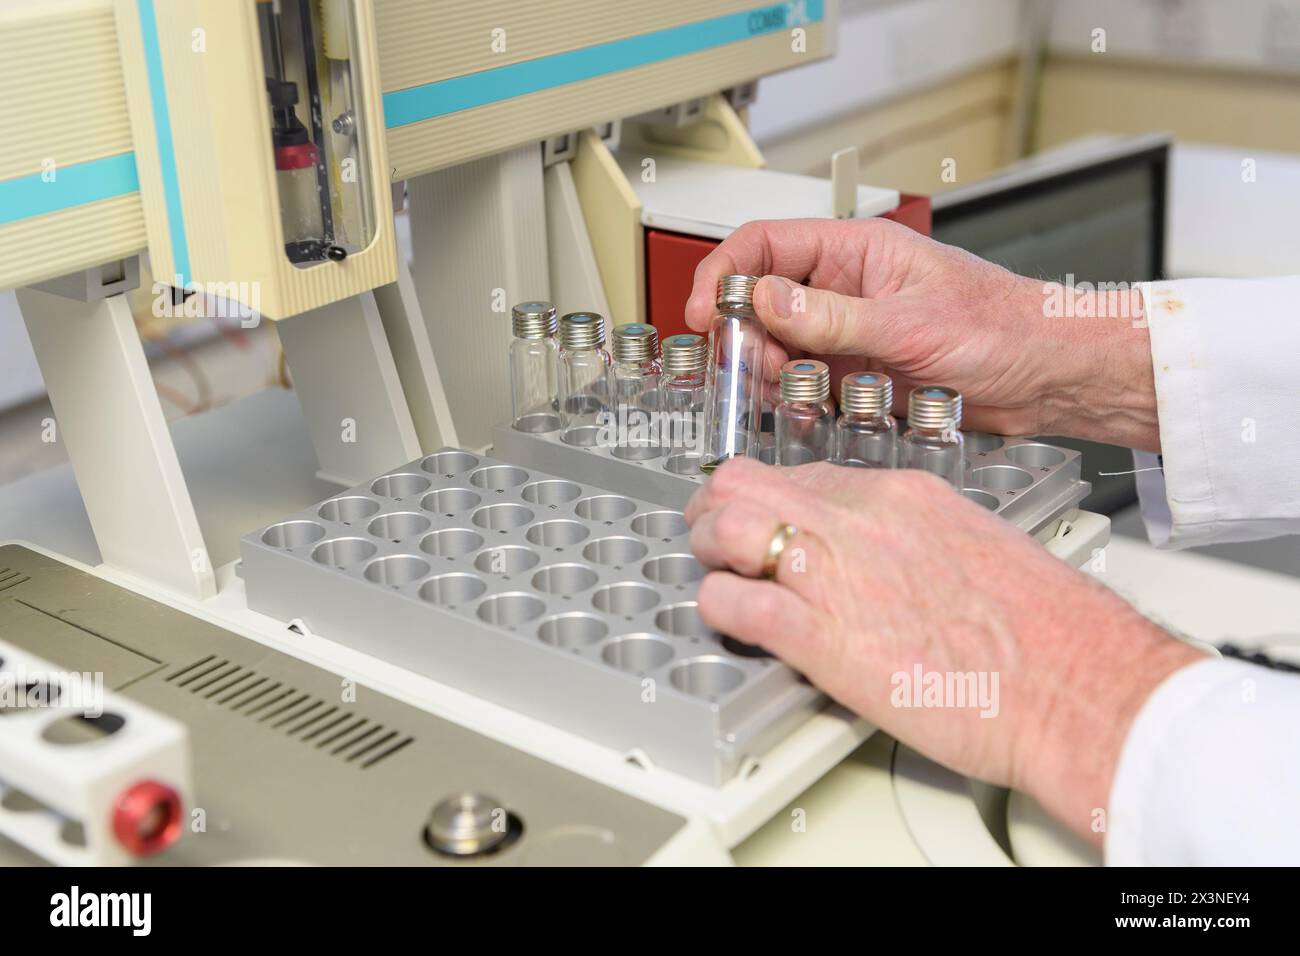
383;1;825;128
0;153;139;226
137;0;191;287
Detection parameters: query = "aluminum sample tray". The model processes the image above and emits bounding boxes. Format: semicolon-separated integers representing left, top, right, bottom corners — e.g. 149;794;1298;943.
241;450;824;787
493;421;1089;535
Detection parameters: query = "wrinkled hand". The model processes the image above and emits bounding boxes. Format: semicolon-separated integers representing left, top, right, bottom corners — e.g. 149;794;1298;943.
685;458;1199;841
685;217;1159;452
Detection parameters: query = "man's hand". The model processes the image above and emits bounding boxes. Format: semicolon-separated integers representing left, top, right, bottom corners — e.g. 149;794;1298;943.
685;218;1161;452
686;458;1201;842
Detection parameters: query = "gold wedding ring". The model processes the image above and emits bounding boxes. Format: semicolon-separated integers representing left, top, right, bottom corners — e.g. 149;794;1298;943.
761;524;798;580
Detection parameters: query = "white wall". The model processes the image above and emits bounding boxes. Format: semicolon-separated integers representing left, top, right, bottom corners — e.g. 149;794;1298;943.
748;0;1022;144
1047;0;1300;71
1169;143;1300;278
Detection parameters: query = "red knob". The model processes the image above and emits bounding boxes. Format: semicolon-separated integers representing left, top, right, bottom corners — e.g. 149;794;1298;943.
112;780;182;856
274;142;318;171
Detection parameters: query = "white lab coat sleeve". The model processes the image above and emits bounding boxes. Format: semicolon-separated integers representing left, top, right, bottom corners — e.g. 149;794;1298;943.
1135;277;1300;548
1106;657;1300;865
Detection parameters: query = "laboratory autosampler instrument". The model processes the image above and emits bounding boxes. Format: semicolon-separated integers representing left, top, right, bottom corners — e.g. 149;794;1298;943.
0;0;1110;865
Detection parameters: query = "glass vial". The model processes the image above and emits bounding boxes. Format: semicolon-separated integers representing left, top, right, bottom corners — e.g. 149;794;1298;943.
610;323;662;459
660;333;707;470
509;301;560;433
775;360;835;465
259;0;377;266
702;275;768;472
835;372;897;468
901;386;965;488
558;312;611;446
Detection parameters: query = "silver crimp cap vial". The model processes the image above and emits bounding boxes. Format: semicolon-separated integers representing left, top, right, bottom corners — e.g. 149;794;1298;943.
661;333;707;376
907;385;962;431
559;311;606;350
611;322;660;364
841;371;893;416
716;274;759;309
779;359;831;404
511;301;558;339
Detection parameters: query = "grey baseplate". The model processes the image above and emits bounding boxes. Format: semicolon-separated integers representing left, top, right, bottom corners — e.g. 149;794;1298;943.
494;420;1090;535
0;545;686;866
240;450;824;787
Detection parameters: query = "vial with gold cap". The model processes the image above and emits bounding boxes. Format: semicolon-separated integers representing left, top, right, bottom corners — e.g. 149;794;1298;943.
702;275;768;472
900;385;964;488
509;301;560;433
835;371;897;468
660;333;708;468
557;311;611;446
775;359;835;464
610;322;662;458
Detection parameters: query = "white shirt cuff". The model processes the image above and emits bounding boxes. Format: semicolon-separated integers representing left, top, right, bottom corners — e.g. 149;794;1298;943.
1138;277;1300;547
1106;657;1300;865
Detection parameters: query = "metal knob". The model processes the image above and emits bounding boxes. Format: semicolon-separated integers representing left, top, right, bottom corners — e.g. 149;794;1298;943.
426;792;510;857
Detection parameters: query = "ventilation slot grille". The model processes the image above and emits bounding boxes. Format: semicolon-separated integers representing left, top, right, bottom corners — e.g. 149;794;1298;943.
0;569;30;594
166;656;413;769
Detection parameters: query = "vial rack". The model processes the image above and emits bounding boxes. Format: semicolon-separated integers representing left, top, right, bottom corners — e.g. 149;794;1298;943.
494;412;1089;535
240;449;824;787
